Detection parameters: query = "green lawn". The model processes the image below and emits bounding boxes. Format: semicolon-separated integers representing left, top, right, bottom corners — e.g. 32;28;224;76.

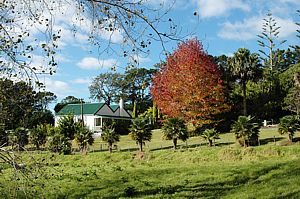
1;127;300;198
90;126;297;152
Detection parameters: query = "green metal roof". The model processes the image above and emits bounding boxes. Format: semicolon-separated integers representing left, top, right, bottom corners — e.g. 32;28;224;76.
57;103;105;115
110;105;119;112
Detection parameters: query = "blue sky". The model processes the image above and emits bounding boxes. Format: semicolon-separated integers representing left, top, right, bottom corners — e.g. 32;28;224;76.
29;0;299;109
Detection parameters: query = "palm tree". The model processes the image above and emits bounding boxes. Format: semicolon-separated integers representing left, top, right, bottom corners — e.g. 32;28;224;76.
129;118;152;151
231;115;260;147
162;117;188;149
201;128;219;147
101;125;120;153
278;115;299;142
229;48;261;116
74;126;94;154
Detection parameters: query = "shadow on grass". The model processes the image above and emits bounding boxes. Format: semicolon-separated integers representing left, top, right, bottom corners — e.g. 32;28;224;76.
292;137;300;142
259;137;284;145
150;145;175;151
55;159;300;199
89;147;139;153
272;191;300;199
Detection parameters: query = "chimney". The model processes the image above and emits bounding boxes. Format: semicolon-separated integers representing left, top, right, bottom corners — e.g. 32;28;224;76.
119;98;124;110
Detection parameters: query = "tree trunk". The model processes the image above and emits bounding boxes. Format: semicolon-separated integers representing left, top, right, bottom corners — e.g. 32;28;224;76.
208;139;212;147
132;101;137;118
109;143;113;153
139;142;143;152
82;146;87;155
242;81;247;116
288;133;293;142
173;138;177;150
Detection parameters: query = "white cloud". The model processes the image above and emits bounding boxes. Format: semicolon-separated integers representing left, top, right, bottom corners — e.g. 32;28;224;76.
196;0;250;18
99;29;123;44
279;0;300;4
77;57;118;70
275;18;298;38
218;16;297;41
218;16;261;40
44;78;71;97
9;1;124;51
55;54;71;63
72;77;91;84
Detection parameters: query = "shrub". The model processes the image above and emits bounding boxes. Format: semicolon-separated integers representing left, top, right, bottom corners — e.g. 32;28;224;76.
29;124;48;150
47;127;72;155
50;115;83;154
0;126;8;146
57;115;78;140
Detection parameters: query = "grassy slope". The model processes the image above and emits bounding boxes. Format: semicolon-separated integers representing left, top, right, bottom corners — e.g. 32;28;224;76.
1;127;300;199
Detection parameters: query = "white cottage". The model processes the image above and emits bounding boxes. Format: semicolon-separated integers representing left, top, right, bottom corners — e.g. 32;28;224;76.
55;99;131;135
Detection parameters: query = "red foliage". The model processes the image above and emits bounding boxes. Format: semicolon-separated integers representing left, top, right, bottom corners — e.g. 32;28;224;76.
151;39;228;125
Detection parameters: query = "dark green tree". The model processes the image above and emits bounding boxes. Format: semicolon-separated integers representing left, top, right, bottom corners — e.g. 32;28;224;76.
229;48;262;116
0;79;34;129
29;110;54;128
34;91;57;111
257;11;287;71
0;79;55;130
162;117;188;150
89;73;123;105
54;96;83;113
280;63;300;117
8;127;29;151
121;68;157;114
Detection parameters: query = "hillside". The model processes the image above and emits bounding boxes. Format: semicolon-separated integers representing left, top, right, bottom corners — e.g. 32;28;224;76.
1;127;300;198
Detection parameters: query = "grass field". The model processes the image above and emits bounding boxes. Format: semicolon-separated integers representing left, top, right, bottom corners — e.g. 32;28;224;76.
1;127;300;198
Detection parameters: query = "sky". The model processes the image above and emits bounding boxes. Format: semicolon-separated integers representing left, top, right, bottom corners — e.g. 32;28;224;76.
25;0;299;110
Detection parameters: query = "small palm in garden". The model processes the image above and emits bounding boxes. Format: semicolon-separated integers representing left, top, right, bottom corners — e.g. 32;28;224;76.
129;118;152;152
201;128;219;147
101;125;120;153
231;115;260;147
278;115;299;142
162;117;188;149
75;126;94;154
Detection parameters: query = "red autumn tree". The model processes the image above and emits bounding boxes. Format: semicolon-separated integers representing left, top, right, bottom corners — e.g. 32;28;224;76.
151;38;227;126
